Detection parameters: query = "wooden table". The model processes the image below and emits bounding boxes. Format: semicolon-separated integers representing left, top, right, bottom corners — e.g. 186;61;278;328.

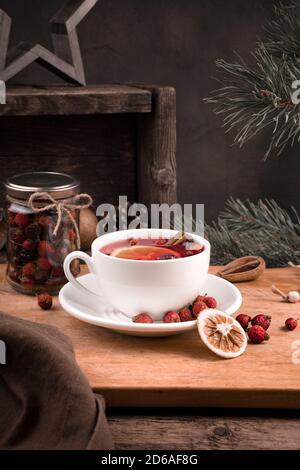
1;264;300;449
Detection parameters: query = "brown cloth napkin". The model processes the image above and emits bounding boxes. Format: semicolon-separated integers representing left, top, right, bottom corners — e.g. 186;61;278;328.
0;311;114;450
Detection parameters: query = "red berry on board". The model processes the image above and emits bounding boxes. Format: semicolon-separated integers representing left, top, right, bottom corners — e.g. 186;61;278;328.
163;311;181;323
22;262;36;277
179;307;194;322
203;296;217;309
236;314;252;330
248;325;269;344
37;292;53;310
192;300;208;318
14;213;30;228
251;314;271;331
133;313;154;324
22;239;38;251
285;318;298;331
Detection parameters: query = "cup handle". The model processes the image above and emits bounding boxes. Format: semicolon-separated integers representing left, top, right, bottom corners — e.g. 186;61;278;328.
63;251;99;297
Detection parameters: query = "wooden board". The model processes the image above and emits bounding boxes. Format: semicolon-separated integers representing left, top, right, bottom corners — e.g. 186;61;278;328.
1;265;300;409
0;85;152;116
108;412;300;450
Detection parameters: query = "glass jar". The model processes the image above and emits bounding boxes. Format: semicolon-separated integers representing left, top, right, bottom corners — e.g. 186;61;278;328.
5;172;81;295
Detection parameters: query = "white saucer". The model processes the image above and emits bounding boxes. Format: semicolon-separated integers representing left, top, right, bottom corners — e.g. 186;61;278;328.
59;273;242;337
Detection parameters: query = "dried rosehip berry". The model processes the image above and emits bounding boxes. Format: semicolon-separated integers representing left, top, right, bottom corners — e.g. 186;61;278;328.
14;213;30;228
236;314;252;330
37;292;53;310
20;275;35;290
203;296;217;309
133;313;154;323
18;250;37;264
192;300;208;317
10;243;22;257
10;227;25;244
37;258;52;271
179;307;194;322
25;223;41;240
38;214;54;228
251;314;271;331
22;262;36;277
35;269;50;284
22;239;38;251
51;266;64;278
163;311;180;323
285;318;298;331
248;325;269;344
38;241;55;257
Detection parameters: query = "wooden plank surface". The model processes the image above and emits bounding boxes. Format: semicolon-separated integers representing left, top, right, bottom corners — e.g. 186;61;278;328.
0;85;152;116
1;265;300;408
137;86;177;205
108;412;300;449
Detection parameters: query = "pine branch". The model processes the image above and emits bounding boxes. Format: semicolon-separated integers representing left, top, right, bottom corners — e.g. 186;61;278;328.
264;1;300;58
206;199;300;267
204;1;300;159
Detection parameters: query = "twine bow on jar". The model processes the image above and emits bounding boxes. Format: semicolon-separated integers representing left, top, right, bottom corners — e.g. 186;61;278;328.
28;192;93;249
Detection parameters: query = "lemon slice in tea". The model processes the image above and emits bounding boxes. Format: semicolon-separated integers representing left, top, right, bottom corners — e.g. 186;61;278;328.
197;309;247;359
111;245;181;260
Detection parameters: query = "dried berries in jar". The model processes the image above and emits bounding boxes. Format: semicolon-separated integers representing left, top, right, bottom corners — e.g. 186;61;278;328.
5;172;84;295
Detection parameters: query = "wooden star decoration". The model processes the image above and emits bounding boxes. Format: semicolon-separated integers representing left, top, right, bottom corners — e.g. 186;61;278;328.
0;0;99;85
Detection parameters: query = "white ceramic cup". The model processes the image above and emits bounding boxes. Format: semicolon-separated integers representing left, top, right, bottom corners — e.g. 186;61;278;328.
63;228;211;320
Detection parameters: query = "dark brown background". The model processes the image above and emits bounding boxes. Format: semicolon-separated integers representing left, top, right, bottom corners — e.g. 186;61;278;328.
1;0;299;221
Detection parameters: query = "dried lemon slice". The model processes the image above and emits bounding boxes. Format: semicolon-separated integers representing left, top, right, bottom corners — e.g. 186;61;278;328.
197;309;247;359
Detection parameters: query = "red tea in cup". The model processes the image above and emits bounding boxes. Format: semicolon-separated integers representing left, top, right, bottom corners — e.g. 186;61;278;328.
100;235;204;260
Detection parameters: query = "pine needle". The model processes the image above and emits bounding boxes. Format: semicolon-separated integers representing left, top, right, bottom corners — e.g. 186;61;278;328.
204;1;300;159
206;198;300;267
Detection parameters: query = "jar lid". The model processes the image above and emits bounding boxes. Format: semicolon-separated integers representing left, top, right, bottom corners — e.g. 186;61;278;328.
5;172;80;200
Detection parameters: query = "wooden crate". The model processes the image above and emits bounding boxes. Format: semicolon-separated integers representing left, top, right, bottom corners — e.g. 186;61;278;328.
0;84;177;207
